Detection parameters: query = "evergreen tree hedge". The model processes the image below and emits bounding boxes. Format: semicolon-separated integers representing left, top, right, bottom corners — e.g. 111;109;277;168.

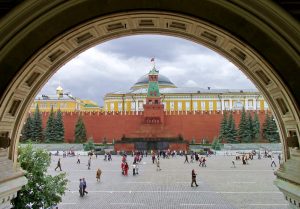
75;116;87;143
44;107;56;143
31;104;43;142
55;109;64;142
21;115;33;142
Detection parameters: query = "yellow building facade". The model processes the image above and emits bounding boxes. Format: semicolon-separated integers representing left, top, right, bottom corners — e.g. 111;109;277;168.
30;85;101;112
104;72;268;112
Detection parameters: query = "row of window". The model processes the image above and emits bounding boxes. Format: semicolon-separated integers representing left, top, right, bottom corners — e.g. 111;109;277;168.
32;102;69;109
105;100;268;111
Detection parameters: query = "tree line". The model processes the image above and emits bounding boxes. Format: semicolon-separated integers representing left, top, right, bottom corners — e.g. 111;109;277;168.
21;105;88;143
218;108;280;144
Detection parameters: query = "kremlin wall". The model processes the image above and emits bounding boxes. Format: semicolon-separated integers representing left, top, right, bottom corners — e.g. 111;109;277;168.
40;110;268;144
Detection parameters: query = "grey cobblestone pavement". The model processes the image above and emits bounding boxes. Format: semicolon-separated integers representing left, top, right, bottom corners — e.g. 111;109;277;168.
48;154;287;209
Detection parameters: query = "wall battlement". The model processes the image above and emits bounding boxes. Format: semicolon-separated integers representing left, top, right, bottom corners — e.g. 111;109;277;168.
39;110;269;143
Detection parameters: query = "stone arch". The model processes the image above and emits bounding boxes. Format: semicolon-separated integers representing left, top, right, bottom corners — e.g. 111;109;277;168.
0;1;299;208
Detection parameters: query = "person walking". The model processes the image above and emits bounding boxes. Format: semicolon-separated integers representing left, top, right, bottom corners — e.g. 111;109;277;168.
156;158;161;171
55;158;62;171
132;163;136;175
96;168;102;182
152;153;156;164
191;169;199;187
184;153;189;164
83;178;88;195
124;162;129;176
88;157;91;170
77;154;81;164
271;156;277;167
278;153;281;164
79;178;84;197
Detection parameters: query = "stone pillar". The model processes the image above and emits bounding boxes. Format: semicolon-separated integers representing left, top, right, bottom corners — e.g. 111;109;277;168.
0;149;27;209
274;148;300;209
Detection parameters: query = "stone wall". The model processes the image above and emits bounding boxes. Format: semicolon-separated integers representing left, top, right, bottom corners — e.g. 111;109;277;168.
39;111;268;143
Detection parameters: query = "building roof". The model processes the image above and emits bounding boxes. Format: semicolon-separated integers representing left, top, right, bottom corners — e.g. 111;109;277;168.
131;73;177;89
107;87;260;96
35;95;73;101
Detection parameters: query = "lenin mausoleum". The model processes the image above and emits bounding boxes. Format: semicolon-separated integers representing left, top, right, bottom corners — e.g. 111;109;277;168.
30;65;269;151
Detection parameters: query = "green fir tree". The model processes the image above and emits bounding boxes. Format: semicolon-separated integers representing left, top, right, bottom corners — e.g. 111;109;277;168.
31;104;43;142
227;111;238;143
55;109;64;142
244;112;254;143
11;144;68;209
75;116;87;143
44;107;56;143
263;114;280;142
219;111;228;142
21;115;33;142
238;107;247;142
253;111;260;141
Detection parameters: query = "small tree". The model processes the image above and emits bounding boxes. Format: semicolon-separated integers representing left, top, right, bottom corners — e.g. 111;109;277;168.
11;144;68;209
31;104;43;142
263;114;280;142
21;115;33;142
84;138;95;151
227;111;238;143
211;137;221;150
55;109;64;142
238;107;247;142
44;107;56;143
243;112;254;143
75;116;87;143
252;111;260;141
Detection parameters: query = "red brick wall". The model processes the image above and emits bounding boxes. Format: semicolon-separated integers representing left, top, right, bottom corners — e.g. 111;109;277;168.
40;111;268;143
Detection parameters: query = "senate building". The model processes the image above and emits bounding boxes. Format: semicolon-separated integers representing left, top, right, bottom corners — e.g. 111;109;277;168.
104;68;268;113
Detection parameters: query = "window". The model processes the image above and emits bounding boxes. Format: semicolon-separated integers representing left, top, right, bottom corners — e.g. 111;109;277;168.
201;101;205;110
264;101;269;109
163;102;166;110
186;101;190;111
110;103;114;111
209;101;213;110
105;103;108;111
178;102;182;111
234;101;243;110
217;101;221;110
224;100;229;109
118;102;122;111
50;103;57;109
138;100;143;110
193;101;198;110
131;102;135;111
170;102;174;111
257;101;261;110
248;99;253;107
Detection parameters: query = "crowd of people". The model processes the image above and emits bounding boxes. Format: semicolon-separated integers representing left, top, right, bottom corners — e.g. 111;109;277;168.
51;148;281;198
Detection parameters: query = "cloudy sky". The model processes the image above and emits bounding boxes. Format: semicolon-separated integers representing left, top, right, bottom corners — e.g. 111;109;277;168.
40;35;256;106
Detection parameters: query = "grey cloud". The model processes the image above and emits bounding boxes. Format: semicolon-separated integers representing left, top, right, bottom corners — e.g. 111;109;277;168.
39;35;256;106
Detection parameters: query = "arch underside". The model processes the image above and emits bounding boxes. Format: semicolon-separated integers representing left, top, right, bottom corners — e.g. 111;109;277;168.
0;1;299;208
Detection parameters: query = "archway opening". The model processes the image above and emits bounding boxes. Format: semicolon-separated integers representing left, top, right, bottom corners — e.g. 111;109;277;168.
0;4;299;209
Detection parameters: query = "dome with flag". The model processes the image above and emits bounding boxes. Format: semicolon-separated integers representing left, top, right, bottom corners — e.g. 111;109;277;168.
131;73;177;90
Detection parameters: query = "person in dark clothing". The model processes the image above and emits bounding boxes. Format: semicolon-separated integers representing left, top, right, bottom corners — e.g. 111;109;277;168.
184;153;189;163
55;158;62;171
191;169;198;187
79;178;84;197
83;178;88;195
